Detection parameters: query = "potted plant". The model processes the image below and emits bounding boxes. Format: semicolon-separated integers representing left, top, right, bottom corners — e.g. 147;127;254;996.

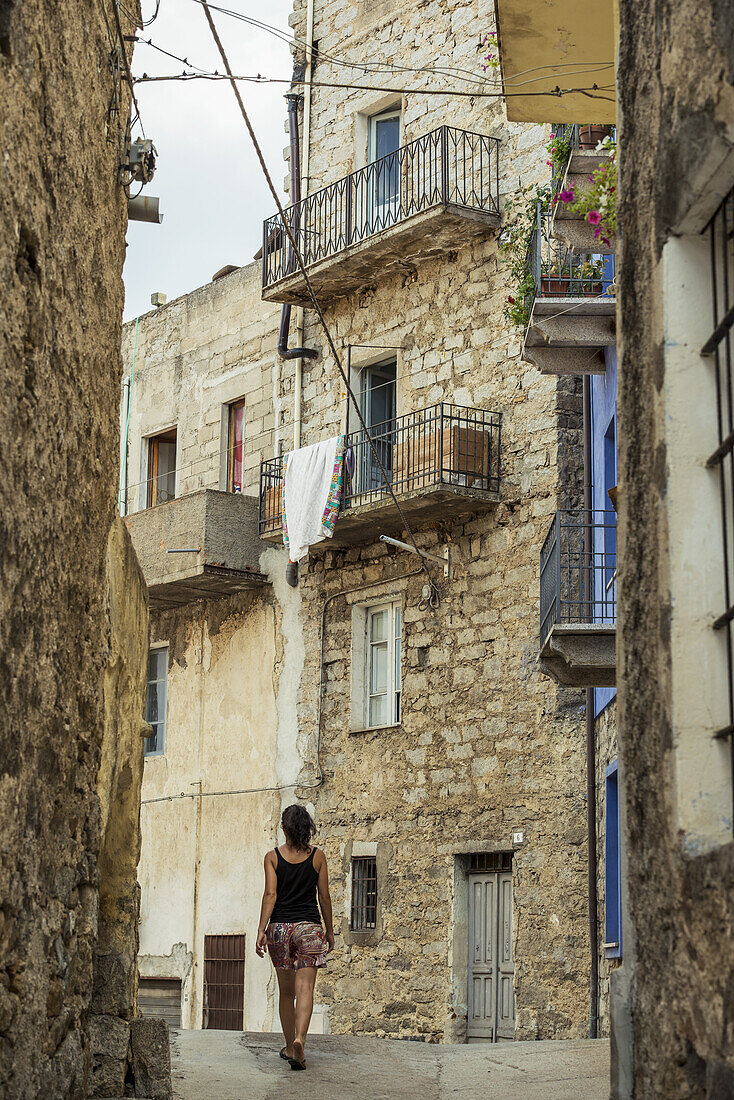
578;124;614;149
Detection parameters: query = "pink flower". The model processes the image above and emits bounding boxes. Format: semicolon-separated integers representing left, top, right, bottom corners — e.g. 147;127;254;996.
507;296;515;304
559;189;574;203
546;160;551;166
587;210;602;225
549;132;555;139
593;227;602;239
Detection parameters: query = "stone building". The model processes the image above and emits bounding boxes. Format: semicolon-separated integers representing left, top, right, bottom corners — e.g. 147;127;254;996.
122;0;598;1044
495;0;734;1094
1;1;169;1098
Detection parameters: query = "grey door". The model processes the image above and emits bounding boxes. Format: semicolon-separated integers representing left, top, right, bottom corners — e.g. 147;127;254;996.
467;867;515;1041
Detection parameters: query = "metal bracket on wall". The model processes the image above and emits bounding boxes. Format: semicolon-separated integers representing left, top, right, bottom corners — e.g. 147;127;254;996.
379;534;450;577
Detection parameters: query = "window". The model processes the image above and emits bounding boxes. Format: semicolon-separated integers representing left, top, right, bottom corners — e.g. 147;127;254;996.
350;857;377;931
354;360;396;495
227;398;246;493
604;761;622;958
146;428;177;507
367;108;401;227
704;185;734;751
366;601;401;727
145;647;168;757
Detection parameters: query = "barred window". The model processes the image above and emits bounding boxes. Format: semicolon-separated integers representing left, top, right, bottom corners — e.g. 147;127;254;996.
350;857;377;931
703;185;734;758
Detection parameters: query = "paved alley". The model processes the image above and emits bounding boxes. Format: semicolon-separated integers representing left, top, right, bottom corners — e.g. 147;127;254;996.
170;1029;610;1100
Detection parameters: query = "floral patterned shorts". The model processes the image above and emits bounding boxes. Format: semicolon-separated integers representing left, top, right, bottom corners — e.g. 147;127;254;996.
266;921;328;970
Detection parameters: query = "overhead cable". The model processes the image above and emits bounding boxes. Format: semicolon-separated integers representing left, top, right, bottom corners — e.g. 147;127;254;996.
198;0;440;593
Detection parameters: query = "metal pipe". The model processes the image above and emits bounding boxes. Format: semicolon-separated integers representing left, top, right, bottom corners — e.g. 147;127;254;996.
120;377;130;516
583;372;599;1039
379;535;446;567
278;93;318;370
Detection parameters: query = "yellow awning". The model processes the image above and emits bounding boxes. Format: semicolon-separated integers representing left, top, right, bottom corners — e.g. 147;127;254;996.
493;0;617;123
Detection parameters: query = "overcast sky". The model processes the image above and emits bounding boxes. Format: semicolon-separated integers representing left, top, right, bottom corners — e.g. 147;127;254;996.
123;0;293;321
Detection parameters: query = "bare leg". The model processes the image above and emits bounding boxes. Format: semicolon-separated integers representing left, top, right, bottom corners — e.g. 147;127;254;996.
293;966;318;1064
275;968;296;1057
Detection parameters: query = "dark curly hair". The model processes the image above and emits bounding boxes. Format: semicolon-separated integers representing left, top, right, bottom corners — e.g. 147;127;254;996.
281;804;316;851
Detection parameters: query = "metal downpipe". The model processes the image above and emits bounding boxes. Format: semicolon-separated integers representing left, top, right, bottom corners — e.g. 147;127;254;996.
583;372;599;1039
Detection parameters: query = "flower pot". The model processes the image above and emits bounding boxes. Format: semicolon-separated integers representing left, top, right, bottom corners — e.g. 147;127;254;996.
578;125;613;149
582;282;603;297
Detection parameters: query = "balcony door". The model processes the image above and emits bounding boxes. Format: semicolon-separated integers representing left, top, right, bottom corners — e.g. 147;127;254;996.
146;428;177;507
367;109;401;232
357;361;396;496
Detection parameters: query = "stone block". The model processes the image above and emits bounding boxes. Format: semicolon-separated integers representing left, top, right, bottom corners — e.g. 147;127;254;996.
130;1017;172;1100
87;1014;130;1099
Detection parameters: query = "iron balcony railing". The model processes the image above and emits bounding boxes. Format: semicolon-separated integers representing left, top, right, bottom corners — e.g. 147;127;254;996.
540;509;617;644
262;125;500;289
550;123;617;196
523;202;616;324
259;403;501;535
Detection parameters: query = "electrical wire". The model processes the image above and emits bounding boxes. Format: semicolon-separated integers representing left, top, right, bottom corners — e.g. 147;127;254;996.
132;70;616;103
187;0;496;88
112;0;147;135
199;0;443;598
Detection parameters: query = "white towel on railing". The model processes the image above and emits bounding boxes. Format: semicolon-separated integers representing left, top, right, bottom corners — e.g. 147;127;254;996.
283;436;345;562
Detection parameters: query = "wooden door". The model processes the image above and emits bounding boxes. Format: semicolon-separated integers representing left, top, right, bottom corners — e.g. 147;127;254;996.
203;934;245;1030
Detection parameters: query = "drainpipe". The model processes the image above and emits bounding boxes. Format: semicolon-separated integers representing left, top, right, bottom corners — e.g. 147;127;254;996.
583;373;599;1039
279;91;317;451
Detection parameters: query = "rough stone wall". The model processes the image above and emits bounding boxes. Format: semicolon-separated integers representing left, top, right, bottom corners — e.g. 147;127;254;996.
279;0;591;1041
121;262;282;514
0;1;151;1095
89;519;150;1096
616;0;734;1093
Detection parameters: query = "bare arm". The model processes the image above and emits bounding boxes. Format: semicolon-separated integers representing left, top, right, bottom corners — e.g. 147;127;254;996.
255;852;278;956
316;850;335;951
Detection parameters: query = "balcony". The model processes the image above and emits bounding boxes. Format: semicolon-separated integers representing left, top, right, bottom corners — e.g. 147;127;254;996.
261;126;500;304
259;404;501;546
522;203;616;376
539;510;616;687
125;489;268;610
550;124;616;253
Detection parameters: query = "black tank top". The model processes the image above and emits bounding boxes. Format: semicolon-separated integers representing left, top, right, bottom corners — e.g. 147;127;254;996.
269;848;322;925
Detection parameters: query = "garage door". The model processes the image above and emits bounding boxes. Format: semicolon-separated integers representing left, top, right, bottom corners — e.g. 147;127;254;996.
138;978;182;1030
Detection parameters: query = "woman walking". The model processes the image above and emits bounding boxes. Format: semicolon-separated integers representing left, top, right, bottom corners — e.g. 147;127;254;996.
256;804;334;1070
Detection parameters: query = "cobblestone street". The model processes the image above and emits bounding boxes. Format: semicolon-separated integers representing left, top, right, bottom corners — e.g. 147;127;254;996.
170;1029;610;1100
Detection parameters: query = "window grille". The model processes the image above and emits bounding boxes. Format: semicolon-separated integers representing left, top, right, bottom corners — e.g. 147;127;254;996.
703;186;734;769
469;852;513;874
350;857;378;931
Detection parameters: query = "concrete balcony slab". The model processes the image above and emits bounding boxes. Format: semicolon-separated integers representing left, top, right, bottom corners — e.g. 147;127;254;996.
259;482;500;548
261;204;500;306
539;623;616;688
125;489;268;610
523;297;615;375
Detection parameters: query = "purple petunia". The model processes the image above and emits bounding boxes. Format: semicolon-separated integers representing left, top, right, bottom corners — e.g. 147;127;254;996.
559;189;574;203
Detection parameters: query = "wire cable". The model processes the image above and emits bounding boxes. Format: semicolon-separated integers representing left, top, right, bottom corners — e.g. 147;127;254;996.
199;0;442;596
132;70;616;103
112;0;147;135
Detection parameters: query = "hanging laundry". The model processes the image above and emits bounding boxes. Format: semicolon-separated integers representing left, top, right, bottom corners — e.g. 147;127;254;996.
283;435;345;562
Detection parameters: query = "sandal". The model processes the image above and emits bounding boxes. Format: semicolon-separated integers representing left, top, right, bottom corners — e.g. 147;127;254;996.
279;1047;290;1061
288;1057;307;1071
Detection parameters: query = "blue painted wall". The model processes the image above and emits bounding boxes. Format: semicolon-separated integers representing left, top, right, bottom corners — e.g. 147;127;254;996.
591;343;618;717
